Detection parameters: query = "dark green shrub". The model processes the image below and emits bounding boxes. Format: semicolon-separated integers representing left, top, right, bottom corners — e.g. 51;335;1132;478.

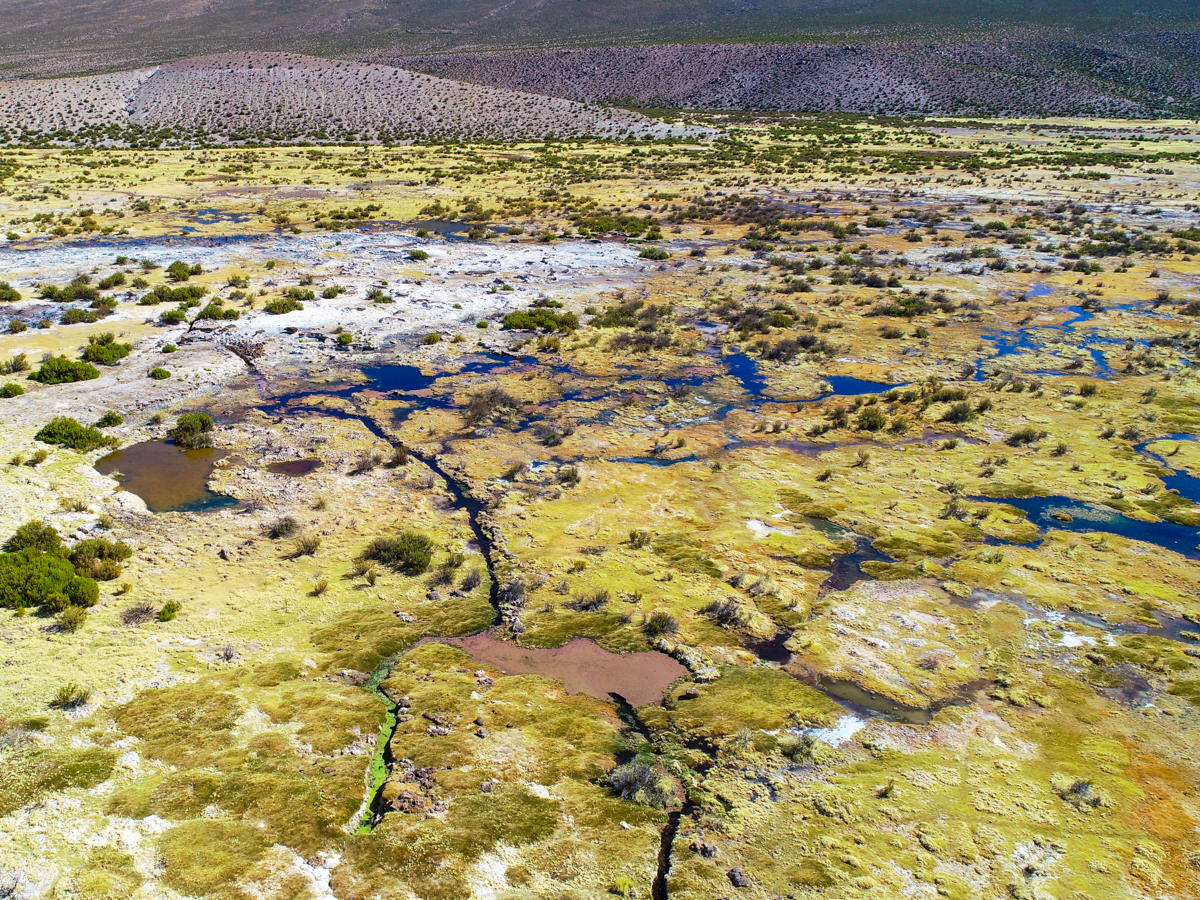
29;357;100;384
61;308;99;325
39;277;99;304
159;308;187;325
855;406;888;432
162;344;177;353
35;416;117;452
148;368;171;380
96;411;123;427
97;272;126;290
0;383;23;398
169;413;214;449
158;599;182;622
81;333;132;366
359;530;434;575
336;332;353;345
194;302;239;321
422;333;440;345
638;247;670;261
502;306;579;332
940;401;976;424
0;281;20;302
4;521;62;554
166;260;194;282
264;296;303;315
409;249;429;261
69;538;132;581
140;284;206;306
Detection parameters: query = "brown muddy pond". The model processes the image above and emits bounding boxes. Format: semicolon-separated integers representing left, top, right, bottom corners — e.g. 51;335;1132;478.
267;458;322;476
454;632;687;707
95;441;238;513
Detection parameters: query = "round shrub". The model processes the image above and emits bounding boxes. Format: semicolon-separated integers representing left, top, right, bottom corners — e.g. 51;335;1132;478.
148;368;171;380
169;412;214;449
0;383;23;398
29;356;99;384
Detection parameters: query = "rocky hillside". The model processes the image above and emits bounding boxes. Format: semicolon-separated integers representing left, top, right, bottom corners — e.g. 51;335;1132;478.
0;54;699;143
393;36;1200;118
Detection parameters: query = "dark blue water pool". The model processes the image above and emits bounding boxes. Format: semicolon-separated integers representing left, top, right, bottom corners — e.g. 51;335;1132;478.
971;494;1200;559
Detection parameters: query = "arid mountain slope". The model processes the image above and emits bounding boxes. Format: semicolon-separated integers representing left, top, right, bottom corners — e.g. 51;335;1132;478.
392;37;1200;117
0;54;699;142
0;0;1195;78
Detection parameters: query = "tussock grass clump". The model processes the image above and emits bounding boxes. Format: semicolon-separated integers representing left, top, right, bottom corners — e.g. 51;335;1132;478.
642;611;680;638
121;602;156;626
50;682;90;709
265;516;298;539
607;762;674;807
359;530;434;575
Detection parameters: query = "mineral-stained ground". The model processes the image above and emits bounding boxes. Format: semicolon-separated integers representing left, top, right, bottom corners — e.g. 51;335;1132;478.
0;117;1199;899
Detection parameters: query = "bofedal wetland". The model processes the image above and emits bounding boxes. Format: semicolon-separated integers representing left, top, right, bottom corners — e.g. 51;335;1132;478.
2;121;1200;898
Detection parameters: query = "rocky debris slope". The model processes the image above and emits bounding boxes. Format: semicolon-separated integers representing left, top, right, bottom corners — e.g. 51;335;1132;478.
0;53;699;142
393;36;1200;117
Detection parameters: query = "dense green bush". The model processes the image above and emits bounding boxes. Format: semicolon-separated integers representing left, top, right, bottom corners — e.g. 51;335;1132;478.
35;416;117;451
501;306;579;332
39;277;99;304
29;356;99;384
169;412;214;449
139;284;206;306
81;333;132;366
166;260;201;282
0;383;23;398
95;411;123;428
5;521;63;554
409;249;429;261
159;308;187;325
61;308;99;325
195;302;239;321
148;367;171;380
638;247;670;261
359;530;434;575
264;296;303;315
0;281;20;303
0;521;103;613
97;272;126;290
69;538;132;581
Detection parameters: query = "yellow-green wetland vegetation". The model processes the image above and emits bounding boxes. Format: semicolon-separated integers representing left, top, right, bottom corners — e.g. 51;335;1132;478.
2;116;1200;899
